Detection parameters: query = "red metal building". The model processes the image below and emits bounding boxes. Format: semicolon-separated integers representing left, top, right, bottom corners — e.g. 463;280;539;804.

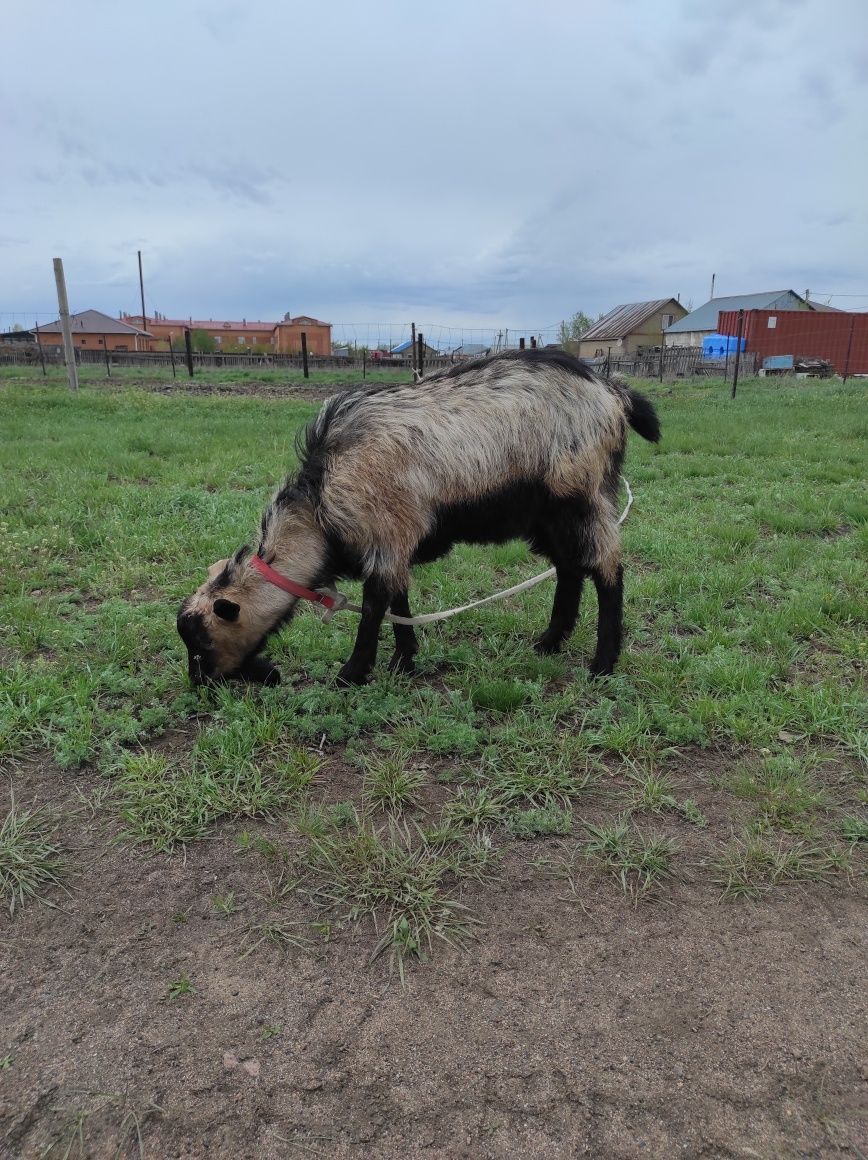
718;309;868;375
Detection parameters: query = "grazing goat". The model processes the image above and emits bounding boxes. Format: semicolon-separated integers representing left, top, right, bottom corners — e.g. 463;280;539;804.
177;349;660;687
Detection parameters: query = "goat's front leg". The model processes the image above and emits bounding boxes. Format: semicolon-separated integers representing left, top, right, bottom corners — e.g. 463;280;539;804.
336;577;391;686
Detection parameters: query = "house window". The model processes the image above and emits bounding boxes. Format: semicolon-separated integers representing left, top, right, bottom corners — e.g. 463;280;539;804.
767;316;777;328
214;336;222;345
237;336;246;345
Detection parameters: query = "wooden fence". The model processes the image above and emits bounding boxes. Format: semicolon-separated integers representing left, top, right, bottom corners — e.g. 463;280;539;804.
1;344;756;379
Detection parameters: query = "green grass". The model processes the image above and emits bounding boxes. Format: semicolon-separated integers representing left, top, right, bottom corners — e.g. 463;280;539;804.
727;752;828;833
166;973;196;999
712;833;846;900
0;373;865;953
0;361;413;389
0;797;67;914
505;802;573;839
361;751;426;812
581;817;678;902
305;819;478;983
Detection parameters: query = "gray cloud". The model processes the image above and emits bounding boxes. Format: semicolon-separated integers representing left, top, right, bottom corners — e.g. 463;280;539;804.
1;0;866;329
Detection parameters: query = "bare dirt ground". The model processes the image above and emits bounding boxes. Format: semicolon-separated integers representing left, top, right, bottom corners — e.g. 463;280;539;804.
2;756;866;1160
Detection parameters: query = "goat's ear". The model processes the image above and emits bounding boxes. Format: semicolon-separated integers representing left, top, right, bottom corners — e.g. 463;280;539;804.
213;598;241;622
208;558;229;580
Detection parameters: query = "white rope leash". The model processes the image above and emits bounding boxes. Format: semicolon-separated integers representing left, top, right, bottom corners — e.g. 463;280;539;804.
319;476;634;628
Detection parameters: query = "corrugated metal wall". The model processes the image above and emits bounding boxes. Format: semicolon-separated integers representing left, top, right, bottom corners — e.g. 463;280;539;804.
717;309;868;374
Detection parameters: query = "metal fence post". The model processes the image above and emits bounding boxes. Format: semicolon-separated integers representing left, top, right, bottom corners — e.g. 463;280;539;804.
842;315;856;384
731;309;745;399
184;328;194;377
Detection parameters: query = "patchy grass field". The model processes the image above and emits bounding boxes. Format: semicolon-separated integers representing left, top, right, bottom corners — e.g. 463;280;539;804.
1;373;866;1157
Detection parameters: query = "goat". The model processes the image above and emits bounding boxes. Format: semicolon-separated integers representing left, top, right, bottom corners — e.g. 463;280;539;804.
177;349;660;687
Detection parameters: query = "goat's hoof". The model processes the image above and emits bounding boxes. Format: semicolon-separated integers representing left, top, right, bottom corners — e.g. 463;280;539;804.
588;658;616;679
533;633;563;656
336;664;370;687
388;650;416;676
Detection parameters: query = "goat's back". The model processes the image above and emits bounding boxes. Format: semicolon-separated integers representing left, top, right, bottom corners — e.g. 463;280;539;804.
307;350;627;504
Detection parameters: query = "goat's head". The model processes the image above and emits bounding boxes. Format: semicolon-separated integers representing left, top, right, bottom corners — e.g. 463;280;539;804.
176;506;327;686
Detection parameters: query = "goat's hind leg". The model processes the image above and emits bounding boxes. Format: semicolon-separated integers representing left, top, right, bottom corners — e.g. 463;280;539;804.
589;563;624;678
534;562;585;654
532;514;587;655
388;588;418;675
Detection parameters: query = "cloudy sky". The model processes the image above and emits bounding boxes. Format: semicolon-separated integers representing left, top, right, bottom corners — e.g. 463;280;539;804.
2;0;866;341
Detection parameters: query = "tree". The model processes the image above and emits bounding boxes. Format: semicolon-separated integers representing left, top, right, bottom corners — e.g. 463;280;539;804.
189;329;216;353
558;312;594;350
11;323;23;332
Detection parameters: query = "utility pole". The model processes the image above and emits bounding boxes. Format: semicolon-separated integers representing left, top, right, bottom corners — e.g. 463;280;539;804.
710;273;716;300
52;258;78;391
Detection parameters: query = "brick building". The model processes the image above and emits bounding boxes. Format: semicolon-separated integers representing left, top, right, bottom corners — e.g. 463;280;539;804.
122;313;332;355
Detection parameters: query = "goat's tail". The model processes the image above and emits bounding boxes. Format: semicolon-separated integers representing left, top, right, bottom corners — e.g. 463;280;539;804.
626;388;661;443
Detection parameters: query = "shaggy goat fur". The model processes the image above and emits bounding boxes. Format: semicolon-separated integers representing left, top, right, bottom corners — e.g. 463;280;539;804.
177;349;660;686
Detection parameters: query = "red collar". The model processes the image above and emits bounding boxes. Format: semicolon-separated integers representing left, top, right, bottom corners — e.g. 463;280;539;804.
249;554;338;610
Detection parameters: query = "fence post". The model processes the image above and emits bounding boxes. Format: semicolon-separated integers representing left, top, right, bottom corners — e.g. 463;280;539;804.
410;322;417;376
102;336;111;377
417;332;425;378
301;332;309;379
34;320;47;376
167;335;177;379
842;315;856;384
659;329;665;382
52;258;78;391
184;328;194;377
519;336;525;350
730;309;745;399
362;349;366;380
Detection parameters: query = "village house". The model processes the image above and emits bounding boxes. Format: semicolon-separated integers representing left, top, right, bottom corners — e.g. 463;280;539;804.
577;298;687;360
663;290;838;348
34;309;152;351
390;338;441;359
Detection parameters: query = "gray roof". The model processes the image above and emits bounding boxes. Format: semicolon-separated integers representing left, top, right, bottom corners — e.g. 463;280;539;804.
665;290;810;333
452;343;491;355
38;309;151;336
581;298;683;342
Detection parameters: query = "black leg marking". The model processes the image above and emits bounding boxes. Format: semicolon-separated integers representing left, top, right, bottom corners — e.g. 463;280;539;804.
589;565;624;677
530;512;589;656
388;589;418;675
337;577;391;686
